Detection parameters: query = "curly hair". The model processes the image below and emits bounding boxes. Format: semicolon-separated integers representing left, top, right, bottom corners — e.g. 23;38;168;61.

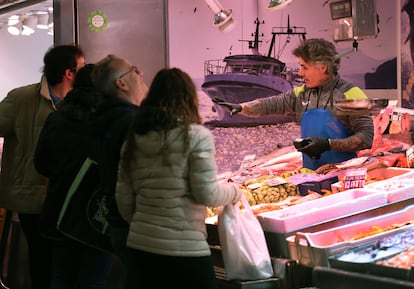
292;38;340;74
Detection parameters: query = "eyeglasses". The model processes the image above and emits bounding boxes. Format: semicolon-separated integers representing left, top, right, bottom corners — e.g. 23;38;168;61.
69;64;85;73
118;66;139;79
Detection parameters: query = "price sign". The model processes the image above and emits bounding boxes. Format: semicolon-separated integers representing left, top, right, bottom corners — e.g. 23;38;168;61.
343;168;367;190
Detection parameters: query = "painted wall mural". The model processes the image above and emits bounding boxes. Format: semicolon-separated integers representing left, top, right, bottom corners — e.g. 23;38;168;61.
170;0;398;92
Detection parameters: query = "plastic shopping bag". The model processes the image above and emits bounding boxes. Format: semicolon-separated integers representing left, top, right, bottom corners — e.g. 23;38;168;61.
217;194;273;281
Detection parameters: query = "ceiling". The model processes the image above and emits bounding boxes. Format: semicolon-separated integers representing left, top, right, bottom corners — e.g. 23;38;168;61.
0;0;51;16
0;0;51;30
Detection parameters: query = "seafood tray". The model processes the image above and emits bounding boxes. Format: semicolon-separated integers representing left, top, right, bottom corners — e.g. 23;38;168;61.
367;167;413;180
328;228;414;281
257;188;387;233
365;167;414;203
368;247;414;281
287;205;414;267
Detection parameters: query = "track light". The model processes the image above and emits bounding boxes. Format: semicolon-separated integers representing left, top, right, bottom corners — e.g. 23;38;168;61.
47;6;53;35
5;7;53;36
21;13;37;35
36;11;49;29
267;0;293;10
204;0;235;32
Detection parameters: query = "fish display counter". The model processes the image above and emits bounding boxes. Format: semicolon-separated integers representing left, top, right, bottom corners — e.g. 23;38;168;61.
206;151;414;289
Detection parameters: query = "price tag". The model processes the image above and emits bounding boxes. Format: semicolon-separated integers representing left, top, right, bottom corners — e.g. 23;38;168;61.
265;177;287;187
343;168;367;190
239;154;256;169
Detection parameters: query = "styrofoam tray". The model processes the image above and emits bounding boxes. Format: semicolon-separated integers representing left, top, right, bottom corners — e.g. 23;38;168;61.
286;204;414;266
257;188;387;233
365;168;414;203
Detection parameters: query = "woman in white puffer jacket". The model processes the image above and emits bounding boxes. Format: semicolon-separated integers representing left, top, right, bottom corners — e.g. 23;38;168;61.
115;67;241;289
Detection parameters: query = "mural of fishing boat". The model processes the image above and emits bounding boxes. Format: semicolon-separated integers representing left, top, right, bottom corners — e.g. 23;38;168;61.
202;16;306;125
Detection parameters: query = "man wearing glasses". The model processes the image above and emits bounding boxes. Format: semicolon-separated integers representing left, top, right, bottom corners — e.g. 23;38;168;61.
0;44;85;289
87;54;148;287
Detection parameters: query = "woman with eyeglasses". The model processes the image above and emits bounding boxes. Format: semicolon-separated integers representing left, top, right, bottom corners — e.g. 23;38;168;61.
115;67;241;289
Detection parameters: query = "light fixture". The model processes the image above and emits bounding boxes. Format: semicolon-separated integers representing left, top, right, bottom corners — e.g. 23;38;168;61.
204;0;235;32
47;6;53;35
48;23;54;36
329;0;378;42
36;11;49;29
21;13;38;35
7;15;22;36
5;7;53;37
267;0;293;10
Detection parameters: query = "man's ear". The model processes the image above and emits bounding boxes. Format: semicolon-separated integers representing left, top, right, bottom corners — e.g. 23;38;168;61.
115;78;128;92
321;63;330;75
65;68;76;81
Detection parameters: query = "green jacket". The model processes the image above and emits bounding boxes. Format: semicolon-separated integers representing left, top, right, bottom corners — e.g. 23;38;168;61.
0;76;55;213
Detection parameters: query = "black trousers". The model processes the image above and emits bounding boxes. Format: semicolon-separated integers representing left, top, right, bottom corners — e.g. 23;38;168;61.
18;213;52;289
125;248;218;289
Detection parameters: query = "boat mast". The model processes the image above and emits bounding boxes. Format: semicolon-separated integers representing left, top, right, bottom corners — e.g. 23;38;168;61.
267;15;307;57
248;18;264;55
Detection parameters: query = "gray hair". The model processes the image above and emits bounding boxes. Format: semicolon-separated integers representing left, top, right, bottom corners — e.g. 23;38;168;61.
292;38;340;74
91;54;124;98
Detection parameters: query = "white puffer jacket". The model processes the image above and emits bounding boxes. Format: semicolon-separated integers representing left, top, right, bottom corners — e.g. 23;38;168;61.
116;124;241;257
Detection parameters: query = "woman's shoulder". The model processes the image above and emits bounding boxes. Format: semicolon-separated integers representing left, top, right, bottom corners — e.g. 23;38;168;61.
188;124;213;138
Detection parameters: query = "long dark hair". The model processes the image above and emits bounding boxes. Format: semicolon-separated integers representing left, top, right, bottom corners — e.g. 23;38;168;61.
121;67;202;171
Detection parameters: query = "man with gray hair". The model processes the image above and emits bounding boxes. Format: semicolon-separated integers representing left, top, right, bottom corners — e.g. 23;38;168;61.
214;38;374;170
87;54;148;286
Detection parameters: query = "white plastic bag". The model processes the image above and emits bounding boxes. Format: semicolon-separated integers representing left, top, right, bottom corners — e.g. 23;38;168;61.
217;194;274;280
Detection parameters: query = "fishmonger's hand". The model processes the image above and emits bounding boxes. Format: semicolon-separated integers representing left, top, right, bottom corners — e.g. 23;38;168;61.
294;137;330;159
212;97;242;116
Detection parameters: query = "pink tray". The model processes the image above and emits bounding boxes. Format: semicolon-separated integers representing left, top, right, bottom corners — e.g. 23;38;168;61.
257;188;387;233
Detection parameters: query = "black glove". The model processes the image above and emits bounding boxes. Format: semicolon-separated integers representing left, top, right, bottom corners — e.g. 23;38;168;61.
295;137;330;159
212;97;242;116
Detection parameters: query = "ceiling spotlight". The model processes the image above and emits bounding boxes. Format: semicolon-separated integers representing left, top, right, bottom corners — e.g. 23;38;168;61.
267;0;293;10
7;15;21;35
8;24;21;36
8;14;19;26
36;11;49;29
204;0;235;32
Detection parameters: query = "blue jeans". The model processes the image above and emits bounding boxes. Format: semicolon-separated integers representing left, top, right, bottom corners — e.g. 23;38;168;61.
51;238;114;289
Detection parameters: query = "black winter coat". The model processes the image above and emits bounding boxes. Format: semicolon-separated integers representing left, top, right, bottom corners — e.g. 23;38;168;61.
34;110;94;240
87;96;139;228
